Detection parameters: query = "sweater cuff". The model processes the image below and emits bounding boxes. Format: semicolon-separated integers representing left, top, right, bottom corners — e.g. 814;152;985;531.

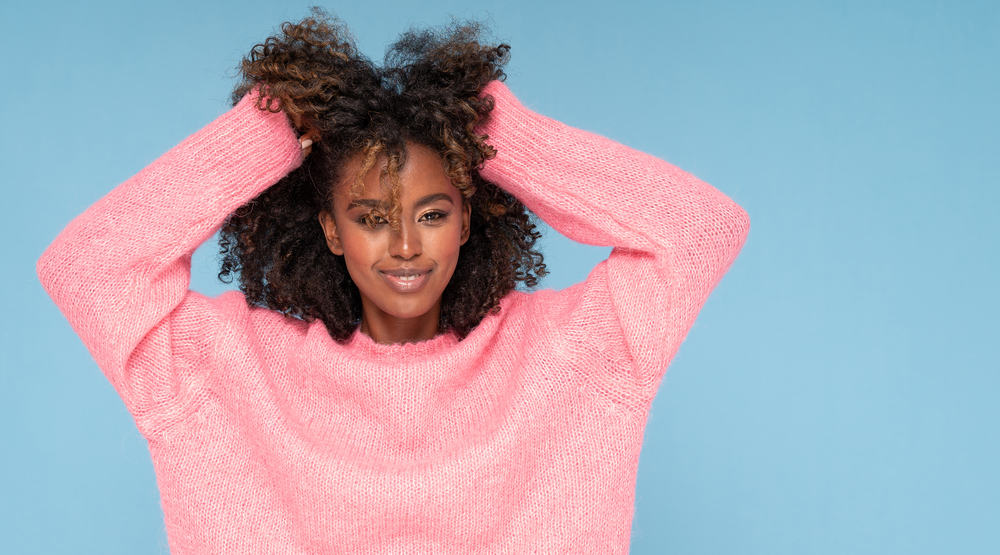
212;87;305;200
474;80;546;187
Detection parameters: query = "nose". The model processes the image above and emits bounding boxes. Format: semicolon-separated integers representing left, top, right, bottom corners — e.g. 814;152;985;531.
387;218;422;260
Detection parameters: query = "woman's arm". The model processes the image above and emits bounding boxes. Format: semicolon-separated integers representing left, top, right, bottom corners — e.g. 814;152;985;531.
36;87;304;437
474;80;750;400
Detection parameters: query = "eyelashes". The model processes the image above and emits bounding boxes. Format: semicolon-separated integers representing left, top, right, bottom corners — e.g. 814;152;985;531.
356;211;449;228
358;213;386;228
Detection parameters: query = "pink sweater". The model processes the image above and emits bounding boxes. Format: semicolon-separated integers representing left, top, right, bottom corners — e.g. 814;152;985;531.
37;80;749;554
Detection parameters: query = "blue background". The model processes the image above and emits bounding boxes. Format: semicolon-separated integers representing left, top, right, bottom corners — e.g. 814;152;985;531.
3;1;998;553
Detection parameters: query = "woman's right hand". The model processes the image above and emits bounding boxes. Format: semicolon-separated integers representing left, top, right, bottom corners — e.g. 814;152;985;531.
299;136;314;158
286;106;319;159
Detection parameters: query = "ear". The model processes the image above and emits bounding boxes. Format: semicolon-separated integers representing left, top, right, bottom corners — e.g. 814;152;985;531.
459;199;472;246
317;209;344;255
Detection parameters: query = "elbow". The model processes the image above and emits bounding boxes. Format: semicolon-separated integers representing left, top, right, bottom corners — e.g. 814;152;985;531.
734;203;750;246
721;197;750;252
36;239;60;293
36;231;77;300
699;198;750;272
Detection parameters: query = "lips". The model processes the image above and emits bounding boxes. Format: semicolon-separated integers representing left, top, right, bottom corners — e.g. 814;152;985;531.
379;268;431;293
381;268;431;277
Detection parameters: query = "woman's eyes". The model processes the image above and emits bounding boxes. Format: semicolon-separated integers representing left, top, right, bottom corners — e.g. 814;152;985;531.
421;211;447;222
356;211;448;227
358;213;387;227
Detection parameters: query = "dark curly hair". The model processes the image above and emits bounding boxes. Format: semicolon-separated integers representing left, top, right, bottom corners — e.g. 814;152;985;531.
218;6;547;343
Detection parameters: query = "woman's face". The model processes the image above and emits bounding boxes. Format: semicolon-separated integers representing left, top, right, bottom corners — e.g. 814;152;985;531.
317;141;471;340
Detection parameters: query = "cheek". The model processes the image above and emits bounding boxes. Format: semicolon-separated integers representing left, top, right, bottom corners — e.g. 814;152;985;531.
340;232;382;269
434;226;465;263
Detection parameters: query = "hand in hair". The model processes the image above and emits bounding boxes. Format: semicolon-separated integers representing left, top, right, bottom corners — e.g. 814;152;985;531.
299;136;314;157
287;107;318;158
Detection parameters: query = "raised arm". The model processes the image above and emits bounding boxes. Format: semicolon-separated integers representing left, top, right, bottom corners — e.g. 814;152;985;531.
474;80;750;400
36;88;304;437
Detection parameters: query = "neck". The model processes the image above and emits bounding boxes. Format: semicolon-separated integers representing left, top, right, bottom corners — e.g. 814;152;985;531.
359;305;442;345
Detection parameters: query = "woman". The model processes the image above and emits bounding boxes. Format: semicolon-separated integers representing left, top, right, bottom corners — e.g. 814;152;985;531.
37;7;749;554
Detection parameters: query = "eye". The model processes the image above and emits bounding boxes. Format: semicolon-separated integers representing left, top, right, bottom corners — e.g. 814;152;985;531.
421;211;448;222
358;212;387;228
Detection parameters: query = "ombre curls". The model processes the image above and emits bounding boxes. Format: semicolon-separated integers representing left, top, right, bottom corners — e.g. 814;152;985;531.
217;6;547;343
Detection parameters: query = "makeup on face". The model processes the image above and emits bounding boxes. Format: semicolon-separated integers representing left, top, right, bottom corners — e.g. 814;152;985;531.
317;141;471;343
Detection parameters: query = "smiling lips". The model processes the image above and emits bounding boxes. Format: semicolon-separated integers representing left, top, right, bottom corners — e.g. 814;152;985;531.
379;268;431;293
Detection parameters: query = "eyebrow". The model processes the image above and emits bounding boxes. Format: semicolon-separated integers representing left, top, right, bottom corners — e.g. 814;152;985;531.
347;193;454;210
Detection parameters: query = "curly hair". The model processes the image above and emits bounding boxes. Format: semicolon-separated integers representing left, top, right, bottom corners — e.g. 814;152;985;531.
218;6;547;343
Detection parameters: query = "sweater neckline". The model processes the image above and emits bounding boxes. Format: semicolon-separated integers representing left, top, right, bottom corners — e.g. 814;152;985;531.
305;291;527;365
343;324;461;358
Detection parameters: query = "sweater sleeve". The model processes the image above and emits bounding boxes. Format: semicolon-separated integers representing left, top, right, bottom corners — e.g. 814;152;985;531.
36;88;304;437
474;80;750;399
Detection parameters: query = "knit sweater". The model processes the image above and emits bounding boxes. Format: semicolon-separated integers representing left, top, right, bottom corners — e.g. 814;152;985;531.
36;79;750;554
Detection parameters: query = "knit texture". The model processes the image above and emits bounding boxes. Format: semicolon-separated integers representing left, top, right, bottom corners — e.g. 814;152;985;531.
37;80;750;554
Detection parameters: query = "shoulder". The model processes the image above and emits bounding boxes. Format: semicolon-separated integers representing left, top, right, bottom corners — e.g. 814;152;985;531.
200;289;311;342
497;275;644;406
500;268;617;344
515;260;615;327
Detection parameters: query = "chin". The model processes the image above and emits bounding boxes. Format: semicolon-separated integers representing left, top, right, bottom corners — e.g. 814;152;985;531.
381;299;438;320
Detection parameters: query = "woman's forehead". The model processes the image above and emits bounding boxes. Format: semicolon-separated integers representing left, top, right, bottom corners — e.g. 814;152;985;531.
334;144;457;205
334;179;459;206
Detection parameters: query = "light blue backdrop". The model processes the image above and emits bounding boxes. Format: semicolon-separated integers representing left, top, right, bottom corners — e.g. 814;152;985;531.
3;0;997;553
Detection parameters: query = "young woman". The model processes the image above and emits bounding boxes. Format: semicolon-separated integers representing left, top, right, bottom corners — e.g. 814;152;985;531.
37;8;749;554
